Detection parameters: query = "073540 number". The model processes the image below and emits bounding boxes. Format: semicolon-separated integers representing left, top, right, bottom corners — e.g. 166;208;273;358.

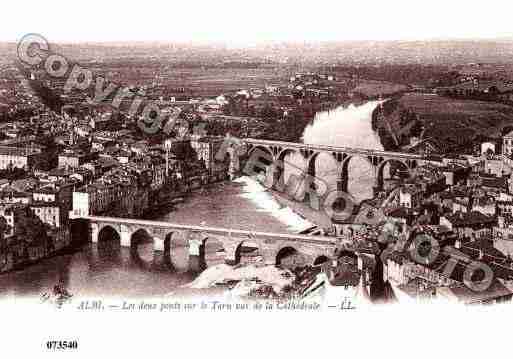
46;340;78;350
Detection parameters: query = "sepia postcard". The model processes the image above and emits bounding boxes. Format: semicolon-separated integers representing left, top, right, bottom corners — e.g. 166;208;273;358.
0;0;512;356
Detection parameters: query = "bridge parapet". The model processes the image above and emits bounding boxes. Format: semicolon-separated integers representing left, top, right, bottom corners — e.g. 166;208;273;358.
242;138;424;160
86;216;369;270
236;138;429;196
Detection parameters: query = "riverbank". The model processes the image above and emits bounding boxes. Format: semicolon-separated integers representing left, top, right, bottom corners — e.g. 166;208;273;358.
173;263;295;298
0;228;73;275
258;96;371;143
370;95;410;152
371;91;513;154
169;262;334;302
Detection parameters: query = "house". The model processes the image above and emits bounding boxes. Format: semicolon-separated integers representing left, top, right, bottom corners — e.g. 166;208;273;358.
503;130;513;157
483;157;511;177
58;150;98;169
481;141;497;156
399;184;423;209
0;190;32;205
75;124;93;138
441;163;470;186
130;141;150;156
481;176;508;194
383;249;456;289
30;201;61;228
497;201;513;217
386;207;417;227
471;196;496;216
33;182;75;225
91;137;115;152
0;203;27;237
452;198;470;213
467;172;508;194
47;168;76;182
440;211;496;239
408;139;440;155
116;150;131;164
10;177;39;192
0;146;43;170
437;280;513;305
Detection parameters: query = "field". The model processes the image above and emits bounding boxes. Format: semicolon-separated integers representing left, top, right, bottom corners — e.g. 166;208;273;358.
353;80;409;98
96;65;290;98
397;93;513;152
158;68;290;97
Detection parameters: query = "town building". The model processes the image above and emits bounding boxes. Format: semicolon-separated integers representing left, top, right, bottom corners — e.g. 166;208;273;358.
399;184;423;209
440;211;496;239
190;135;230;181
0;204;26;237
503;130;513;157
58;149;99;169
30;202;61;228
0;146;43;170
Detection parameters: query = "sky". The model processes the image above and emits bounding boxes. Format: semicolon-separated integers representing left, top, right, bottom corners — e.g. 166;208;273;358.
2;0;513;44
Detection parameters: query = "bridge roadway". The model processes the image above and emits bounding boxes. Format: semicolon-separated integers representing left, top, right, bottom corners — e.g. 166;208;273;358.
86;215;338;246
84;216;376;268
242;138;425;161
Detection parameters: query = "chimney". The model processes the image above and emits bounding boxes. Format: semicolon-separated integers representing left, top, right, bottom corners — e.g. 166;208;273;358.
455;239;461;249
478;249;484;260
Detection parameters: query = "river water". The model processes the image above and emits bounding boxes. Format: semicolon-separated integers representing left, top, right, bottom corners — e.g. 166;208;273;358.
283;100;384;202
0;101;383;299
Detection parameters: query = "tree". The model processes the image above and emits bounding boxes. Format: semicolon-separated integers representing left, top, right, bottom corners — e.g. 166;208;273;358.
15;208;48;247
0;217;8;253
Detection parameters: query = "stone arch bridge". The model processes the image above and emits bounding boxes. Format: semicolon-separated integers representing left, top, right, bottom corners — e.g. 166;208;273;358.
229;138;430;194
86;216;376;270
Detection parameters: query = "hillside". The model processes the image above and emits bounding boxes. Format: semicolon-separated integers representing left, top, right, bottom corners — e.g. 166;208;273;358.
373;93;513;154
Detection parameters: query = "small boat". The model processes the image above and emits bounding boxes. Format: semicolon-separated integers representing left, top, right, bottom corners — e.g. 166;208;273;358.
41;284;73;308
53;284;73;299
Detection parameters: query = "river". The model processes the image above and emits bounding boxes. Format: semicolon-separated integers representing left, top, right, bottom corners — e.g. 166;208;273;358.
283;100;384;202
0;101;383;299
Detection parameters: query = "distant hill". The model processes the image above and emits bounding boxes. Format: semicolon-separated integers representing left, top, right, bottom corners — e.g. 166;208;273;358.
1;38;513;65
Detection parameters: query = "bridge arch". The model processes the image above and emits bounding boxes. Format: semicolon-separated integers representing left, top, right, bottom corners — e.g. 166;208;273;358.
130;227;152;245
274;148;308;194
312;255;330;266
159;231;190;270
376;159;411;191
306;151;319;177
245;145;276;183
199;235;226;267
232;240;261;265
95;224;122;263
339;155;376;196
164;231;178;253
275;245;305;268
97;224;120;243
129;228;154;265
247;145;275;164
305;151;340;198
276;147;301;163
